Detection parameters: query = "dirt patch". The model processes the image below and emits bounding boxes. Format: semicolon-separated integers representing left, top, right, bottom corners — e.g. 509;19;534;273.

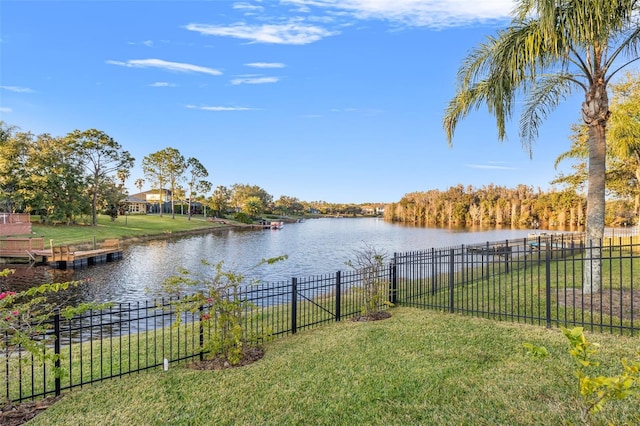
555;289;640;318
351;311;392;322
188;346;265;370
0;396;62;426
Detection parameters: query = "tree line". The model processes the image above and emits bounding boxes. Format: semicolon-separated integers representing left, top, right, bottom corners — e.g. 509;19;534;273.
384;184;594;228
0;122;383;224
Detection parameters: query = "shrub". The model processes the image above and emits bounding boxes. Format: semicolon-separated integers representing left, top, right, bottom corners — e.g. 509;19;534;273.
345;242;393;317
162;256;287;365
233;212;252;224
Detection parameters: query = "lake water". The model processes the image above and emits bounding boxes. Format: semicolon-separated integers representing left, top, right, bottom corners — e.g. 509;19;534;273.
3;218;552;304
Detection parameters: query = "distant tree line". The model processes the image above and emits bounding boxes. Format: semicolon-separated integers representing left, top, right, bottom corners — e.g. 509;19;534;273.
385;183;636;228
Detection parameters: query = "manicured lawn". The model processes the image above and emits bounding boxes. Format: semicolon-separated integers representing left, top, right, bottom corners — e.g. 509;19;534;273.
30;214;229;247
28;307;640;425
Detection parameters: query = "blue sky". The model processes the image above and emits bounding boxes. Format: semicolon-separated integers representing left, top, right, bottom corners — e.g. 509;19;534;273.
1;0;584;204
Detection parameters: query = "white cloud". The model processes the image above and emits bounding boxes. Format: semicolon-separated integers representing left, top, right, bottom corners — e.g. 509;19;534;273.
0;107;12;113
185;22;338;45
186;105;255;111
106;59;222;76
231;76;279;85
149;82;176;87
281;0;514;28
0;86;34;93
246;62;286;68
233;2;265;13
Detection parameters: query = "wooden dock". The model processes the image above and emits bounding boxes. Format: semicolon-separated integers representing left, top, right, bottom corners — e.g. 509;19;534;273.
0;237;46;262
1;238;123;269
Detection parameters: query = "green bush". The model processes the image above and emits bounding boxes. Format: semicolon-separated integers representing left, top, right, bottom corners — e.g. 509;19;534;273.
524;327;640;424
233;212;253;224
161;257;287;365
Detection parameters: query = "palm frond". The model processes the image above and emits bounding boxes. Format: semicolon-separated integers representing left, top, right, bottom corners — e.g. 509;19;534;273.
520;73;575;155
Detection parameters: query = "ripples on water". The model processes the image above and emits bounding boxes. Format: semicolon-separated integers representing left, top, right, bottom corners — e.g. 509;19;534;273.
2;218;563;304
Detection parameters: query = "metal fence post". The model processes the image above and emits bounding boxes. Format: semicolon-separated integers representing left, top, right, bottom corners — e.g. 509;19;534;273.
431;248;437;295
54;309;61;396
198;305;204;361
291;278;297;334
389;254;398;305
449;249;455;313
545;243;552;329
504;240;510;273
335;271;341;322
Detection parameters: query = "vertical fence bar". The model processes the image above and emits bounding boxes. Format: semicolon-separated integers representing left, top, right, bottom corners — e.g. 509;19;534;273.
389;255;397;305
199;305;204;361
545;244;552;329
291;278;297;334
504;240;510;273
4;332;9;401
449;249;455;313
431;248;437;295
54;309;61;396
335;271;341;322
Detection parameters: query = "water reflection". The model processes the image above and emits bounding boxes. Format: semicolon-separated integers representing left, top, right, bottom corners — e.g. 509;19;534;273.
2;218;553;304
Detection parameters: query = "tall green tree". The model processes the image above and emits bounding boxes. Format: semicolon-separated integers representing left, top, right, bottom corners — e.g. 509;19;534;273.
209;185;230;217
0;123;29;212
67;129;134;226
22;134;88;223
230;184;273;212
607;71;640;216
142;151;170;217
163;148;186;219
443;0;640;293
185;157;211;220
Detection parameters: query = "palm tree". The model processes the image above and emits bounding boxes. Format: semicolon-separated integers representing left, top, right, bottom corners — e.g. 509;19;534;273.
134;178;144;193
443;0;640;293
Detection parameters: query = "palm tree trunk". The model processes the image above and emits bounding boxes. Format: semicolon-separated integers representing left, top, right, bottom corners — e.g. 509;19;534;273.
582;93;608;293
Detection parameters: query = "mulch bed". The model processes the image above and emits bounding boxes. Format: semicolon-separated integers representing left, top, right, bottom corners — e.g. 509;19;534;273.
188;346;265;370
554;289;640;318
0;396;63;426
351;311;392;322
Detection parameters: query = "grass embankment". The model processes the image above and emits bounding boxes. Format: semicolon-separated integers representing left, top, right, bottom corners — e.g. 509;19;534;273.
29;308;640;425
30;214;232;248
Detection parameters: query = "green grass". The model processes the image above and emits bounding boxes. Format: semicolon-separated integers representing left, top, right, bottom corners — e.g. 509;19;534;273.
29;214;229;248
398;249;640;333
27;308;640;425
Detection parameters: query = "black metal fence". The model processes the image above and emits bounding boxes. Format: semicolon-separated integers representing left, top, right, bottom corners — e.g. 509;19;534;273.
394;233;637;335
2;233;638;403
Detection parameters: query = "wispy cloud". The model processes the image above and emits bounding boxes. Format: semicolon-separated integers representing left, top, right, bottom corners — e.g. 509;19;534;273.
106;59;222;76
233;2;265;13
282;0;514;28
185;22;338;45
0;107;12;113
186;105;256;111
230;76;279;85
246;62;286;68
149;82;176;87
1;86;34;93
465;163;518;170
